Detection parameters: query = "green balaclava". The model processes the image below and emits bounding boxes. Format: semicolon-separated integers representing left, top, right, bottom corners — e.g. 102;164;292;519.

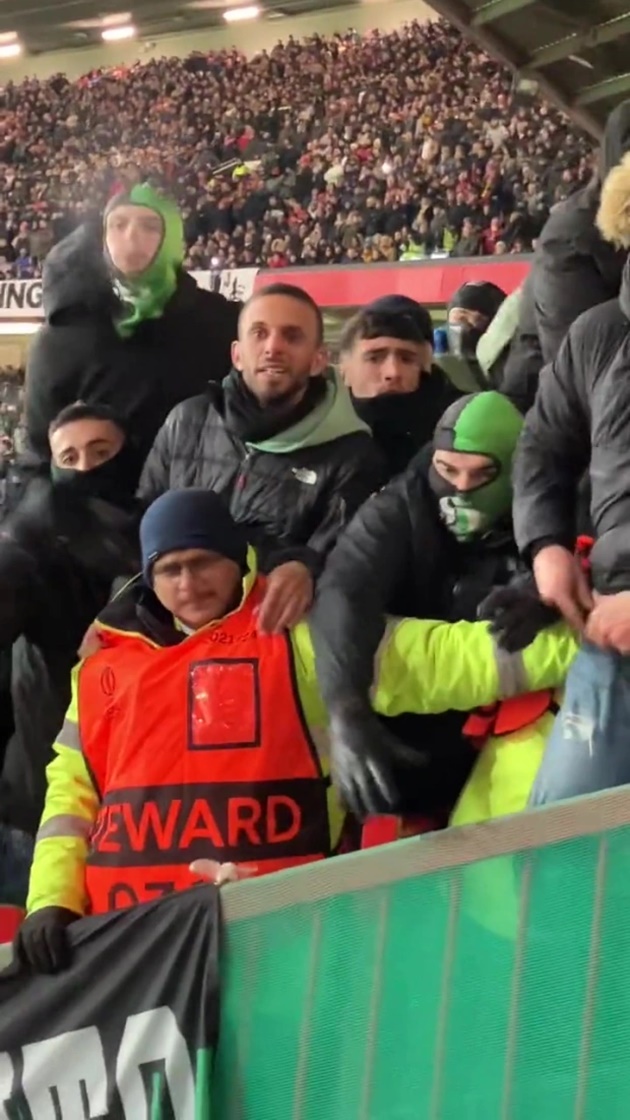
104;183;185;338
429;391;523;542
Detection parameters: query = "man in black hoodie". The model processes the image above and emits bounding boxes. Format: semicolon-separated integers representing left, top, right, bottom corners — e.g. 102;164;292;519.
23;185;240;489
501;101;630;413
0;403;141;904
339;295;460;479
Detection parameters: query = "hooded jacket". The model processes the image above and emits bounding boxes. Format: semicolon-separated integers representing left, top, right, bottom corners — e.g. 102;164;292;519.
500;101;630;413
513;251;630;593
309;393;526;812
138;371;385;577
0;477;141;836
24;224;241;490
27;565;577;918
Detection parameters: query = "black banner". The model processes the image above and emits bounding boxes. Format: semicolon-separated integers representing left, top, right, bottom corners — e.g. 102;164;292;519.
0;885;220;1119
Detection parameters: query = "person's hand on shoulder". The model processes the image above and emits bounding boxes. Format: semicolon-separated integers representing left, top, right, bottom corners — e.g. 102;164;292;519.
533;544;593;633
257;561;314;634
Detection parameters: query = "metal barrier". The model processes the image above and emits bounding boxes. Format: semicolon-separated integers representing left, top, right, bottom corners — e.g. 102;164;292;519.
216;787;630;1119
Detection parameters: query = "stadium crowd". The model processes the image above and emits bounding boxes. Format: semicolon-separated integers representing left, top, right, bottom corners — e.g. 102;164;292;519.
0;19;594;279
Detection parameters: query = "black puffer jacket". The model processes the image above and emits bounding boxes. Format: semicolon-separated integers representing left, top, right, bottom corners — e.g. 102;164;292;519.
24;225;241;488
500;102;630;413
0;479;141;835
309;452;523;811
139;384;385;577
512;258;630;592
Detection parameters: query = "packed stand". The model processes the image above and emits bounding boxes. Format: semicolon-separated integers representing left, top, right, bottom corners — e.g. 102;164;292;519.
0;368;25;514
0;19;595;279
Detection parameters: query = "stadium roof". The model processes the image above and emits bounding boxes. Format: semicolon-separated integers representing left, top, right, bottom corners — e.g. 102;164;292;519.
427;0;630;138
0;0;359;58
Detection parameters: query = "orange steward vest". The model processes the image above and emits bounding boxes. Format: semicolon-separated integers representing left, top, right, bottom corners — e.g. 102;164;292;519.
79;586;331;915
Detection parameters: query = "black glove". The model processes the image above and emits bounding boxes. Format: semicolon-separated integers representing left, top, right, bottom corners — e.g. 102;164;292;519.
478;580;560;653
329;702;428;821
13;906;79;975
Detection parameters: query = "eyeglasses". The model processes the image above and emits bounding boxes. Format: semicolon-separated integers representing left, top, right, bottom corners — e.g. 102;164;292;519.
152;555;219;583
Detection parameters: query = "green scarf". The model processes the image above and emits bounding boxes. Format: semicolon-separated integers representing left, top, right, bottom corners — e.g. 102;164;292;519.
247;371;371;453
105;183;184;338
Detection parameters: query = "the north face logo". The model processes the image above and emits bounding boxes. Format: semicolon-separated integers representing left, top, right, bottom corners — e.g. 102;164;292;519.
291;468;318;485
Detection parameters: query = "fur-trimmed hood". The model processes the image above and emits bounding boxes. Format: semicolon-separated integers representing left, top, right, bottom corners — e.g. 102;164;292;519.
597;151;630;249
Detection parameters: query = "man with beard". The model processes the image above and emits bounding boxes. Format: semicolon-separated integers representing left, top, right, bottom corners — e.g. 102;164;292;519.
139;283;384;633
23;185;240;490
339;295;460;479
0;403;141;905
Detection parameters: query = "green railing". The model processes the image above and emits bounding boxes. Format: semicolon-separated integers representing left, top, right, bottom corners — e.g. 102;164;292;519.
216;788;630;1120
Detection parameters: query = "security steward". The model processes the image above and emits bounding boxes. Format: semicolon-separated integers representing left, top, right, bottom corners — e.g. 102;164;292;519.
15;489;578;973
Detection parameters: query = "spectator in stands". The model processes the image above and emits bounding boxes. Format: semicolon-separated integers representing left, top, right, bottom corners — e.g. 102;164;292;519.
23;185;240;487
310;391;554;820
140;284;383;633
440;281;507;389
0;368;25;773
339;295;460;478
0;403;141;906
511;156;630;804
15;487;578;973
501;101;630;412
0;366;25;519
1;23;590;276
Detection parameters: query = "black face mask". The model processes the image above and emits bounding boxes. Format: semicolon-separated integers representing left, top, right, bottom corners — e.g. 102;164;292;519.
447;323;484;360
352;379;438;475
352;389;426;436
50;445;137;507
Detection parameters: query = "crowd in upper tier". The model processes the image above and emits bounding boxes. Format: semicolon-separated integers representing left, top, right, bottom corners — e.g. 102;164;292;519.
0;18;594;279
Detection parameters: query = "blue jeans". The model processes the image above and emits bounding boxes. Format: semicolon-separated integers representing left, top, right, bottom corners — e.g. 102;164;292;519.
0;824;34;906
530;642;630;806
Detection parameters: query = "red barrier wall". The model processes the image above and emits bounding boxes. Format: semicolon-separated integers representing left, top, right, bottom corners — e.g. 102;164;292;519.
254;255;531;307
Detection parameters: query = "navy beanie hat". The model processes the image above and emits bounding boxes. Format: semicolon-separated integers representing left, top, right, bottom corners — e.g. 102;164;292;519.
140;489;248;584
366;294;434;345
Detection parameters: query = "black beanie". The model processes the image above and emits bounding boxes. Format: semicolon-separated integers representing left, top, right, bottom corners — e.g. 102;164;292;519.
140;489;248;584
365;294;434;345
448;281;506;322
